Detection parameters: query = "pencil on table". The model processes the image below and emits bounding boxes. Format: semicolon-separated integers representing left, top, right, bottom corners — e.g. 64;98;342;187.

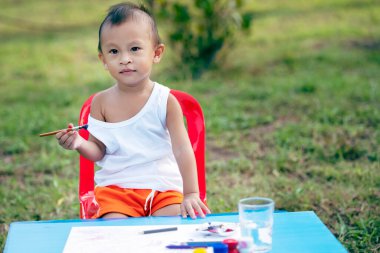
39;124;88;137
141;227;178;234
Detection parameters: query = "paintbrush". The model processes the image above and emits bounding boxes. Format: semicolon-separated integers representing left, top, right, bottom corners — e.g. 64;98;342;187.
39;124;88;137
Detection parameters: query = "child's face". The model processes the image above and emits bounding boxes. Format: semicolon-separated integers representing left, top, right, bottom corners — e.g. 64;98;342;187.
99;17;163;88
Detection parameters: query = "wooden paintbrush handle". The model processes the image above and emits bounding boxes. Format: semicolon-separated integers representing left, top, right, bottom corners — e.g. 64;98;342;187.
39;124;87;137
39;128;73;137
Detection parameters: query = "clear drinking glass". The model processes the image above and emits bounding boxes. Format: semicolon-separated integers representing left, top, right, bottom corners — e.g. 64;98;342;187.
239;197;275;253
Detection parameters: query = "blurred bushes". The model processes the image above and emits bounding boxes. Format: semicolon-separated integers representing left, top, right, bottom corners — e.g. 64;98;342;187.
145;0;253;79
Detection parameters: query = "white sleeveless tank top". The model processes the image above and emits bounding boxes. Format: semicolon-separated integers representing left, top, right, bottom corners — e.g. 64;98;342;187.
88;82;183;192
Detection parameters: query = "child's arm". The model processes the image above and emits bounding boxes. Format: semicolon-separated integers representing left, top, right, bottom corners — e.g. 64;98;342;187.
55;125;106;162
166;94;211;219
55;94;106;162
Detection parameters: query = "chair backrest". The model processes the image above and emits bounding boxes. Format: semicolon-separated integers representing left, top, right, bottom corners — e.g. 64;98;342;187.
78;90;207;219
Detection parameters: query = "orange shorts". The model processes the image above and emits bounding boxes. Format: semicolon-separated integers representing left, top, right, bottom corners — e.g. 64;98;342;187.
93;185;183;218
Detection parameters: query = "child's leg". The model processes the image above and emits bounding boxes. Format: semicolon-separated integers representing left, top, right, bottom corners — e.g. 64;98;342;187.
152;204;181;216
94;186;147;218
102;212;129;218
150;191;183;216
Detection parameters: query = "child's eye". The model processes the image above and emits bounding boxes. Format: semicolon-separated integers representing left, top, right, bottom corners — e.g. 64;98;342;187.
131;47;141;52
109;49;118;54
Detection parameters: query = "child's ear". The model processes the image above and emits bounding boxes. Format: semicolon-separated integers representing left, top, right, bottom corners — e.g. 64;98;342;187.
153;44;165;63
98;53;108;69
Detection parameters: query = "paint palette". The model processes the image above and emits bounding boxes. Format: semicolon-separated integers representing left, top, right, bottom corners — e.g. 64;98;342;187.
196;222;238;237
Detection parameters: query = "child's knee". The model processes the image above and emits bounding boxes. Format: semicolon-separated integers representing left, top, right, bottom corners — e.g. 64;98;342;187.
152;204;181;216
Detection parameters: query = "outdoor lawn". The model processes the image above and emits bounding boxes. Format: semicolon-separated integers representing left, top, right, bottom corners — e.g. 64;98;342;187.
0;0;379;252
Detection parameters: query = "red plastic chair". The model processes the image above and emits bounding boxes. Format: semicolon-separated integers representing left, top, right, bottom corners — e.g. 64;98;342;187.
78;90;207;219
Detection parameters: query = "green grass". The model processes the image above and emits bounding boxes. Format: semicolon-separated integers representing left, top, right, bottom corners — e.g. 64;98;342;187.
1;0;379;252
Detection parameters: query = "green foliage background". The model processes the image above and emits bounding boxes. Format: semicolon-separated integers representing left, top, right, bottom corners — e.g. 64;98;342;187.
147;0;253;78
0;0;379;252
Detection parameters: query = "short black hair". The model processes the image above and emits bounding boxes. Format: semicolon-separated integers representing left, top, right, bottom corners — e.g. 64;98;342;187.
97;2;161;53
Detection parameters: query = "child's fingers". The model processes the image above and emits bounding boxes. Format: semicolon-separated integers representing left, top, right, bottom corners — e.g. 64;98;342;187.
56;131;67;143
199;201;211;214
185;203;197;219
60;135;70;147
181;201;196;219
68;131;81;150
181;195;210;219
192;201;206;218
184;200;203;219
181;211;187;219
64;132;75;149
55;131;64;139
54;123;81;150
180;204;188;218
57;131;73;148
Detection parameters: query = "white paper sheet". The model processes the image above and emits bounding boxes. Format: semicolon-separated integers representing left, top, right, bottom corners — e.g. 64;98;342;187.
63;223;239;253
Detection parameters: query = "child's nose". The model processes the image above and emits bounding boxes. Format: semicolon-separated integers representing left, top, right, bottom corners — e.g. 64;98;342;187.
120;53;131;64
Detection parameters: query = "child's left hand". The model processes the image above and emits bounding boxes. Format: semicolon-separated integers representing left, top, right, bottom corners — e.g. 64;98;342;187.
181;193;211;219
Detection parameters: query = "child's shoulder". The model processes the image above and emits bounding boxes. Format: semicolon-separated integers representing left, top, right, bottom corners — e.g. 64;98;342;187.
89;86;115;119
92;86;114;104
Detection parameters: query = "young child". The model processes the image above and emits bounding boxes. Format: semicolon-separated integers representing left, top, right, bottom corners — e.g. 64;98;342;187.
56;2;210;219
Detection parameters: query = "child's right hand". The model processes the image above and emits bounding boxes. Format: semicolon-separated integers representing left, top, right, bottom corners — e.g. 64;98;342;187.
56;123;84;150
